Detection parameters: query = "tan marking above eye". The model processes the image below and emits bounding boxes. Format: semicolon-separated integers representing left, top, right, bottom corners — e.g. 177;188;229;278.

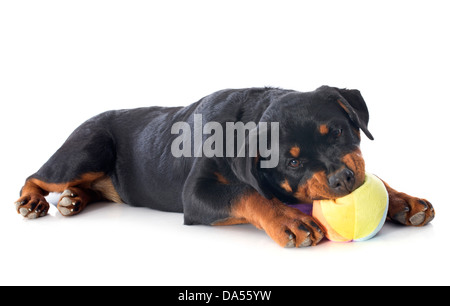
319;124;329;135
289;146;300;158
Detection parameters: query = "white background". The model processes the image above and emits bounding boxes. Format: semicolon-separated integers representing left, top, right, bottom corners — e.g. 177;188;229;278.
1;0;449;285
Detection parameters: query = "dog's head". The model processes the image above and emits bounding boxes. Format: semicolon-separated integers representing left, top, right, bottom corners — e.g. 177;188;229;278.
232;86;373;202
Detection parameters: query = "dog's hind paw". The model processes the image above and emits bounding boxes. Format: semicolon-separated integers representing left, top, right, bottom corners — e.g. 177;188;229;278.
15;194;49;219
57;189;87;216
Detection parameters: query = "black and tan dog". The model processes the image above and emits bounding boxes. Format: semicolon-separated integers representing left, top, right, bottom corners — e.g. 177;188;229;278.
15;86;434;247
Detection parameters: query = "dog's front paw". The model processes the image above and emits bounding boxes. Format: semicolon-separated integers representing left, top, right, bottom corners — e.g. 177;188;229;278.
263;208;324;248
15;194;49;219
388;193;435;226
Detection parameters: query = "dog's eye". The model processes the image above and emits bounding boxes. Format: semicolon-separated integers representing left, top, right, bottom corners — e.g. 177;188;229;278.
288;159;302;168
332;128;343;138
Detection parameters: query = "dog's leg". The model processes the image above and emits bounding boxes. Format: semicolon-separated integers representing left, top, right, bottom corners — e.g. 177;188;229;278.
182;161;324;248
16;173;108;218
222;191;325;248
15;117;119;218
381;180;435;226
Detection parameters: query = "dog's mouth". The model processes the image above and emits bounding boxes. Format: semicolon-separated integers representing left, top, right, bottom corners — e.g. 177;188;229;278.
294;170;362;201
294;149;365;203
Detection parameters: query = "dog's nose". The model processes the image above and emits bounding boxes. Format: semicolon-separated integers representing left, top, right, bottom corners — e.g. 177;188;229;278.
328;168;355;194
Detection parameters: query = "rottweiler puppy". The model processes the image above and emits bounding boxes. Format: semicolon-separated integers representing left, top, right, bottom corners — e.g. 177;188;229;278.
14;86;434;247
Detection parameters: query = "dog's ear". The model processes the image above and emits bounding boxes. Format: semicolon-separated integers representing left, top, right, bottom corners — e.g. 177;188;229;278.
231;128;273;199
336;88;374;140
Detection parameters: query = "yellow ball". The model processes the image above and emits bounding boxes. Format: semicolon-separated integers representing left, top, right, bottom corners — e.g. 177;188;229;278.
313;173;389;242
